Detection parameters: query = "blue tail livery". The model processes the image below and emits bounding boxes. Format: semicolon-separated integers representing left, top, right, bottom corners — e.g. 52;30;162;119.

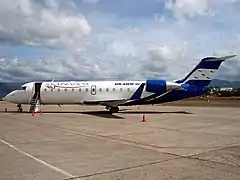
124;55;237;106
174;55;237;86
147;55;237;105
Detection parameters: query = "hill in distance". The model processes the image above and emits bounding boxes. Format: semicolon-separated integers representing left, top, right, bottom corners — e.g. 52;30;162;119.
209;79;240;88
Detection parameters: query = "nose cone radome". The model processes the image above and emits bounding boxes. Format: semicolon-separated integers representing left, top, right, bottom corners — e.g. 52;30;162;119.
2;92;15;103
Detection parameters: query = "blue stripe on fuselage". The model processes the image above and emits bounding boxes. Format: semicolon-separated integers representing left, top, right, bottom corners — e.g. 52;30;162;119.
121;85;209;106
146;85;209;105
123;92;162;106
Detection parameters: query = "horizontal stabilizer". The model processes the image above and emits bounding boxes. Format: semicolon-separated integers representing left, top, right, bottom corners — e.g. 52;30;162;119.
205;55;237;61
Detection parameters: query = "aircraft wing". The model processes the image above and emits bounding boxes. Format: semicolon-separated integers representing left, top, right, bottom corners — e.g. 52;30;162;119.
81;83;146;107
83;98;128;107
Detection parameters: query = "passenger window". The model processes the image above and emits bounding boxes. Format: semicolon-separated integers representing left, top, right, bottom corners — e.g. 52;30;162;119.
127;88;130;91
99;88;102;92
120;88;123;92
106;88;109;92
113;88;115;91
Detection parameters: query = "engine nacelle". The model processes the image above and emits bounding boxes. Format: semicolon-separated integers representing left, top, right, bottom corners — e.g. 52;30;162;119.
146;80;167;94
146;80;184;93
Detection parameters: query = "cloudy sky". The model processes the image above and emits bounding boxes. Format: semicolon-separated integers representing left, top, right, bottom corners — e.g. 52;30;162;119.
0;0;239;82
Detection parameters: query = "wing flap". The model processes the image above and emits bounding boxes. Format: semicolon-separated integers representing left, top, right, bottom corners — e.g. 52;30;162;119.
83;98;128;107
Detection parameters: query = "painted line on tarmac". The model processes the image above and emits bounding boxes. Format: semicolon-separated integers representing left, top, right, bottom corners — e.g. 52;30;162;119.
0;139;74;178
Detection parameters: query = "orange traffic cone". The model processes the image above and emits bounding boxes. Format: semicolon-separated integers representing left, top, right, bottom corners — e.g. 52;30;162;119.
141;114;146;122
32;111;34;116
39;109;43;115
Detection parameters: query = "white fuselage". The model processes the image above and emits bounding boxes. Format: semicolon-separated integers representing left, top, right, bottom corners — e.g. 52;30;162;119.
40;81;148;104
3;80;182;106
3;81;149;105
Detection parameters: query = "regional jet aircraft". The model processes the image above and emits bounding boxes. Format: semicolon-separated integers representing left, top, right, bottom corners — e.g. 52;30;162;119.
3;55;236;113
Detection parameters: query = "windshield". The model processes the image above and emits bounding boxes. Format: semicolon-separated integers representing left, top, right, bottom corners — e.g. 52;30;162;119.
18;86;26;90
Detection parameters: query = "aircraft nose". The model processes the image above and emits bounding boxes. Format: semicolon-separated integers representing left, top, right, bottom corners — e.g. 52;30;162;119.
2;94;9;101
2;92;15;102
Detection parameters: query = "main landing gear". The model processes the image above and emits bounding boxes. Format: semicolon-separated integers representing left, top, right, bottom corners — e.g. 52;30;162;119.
106;106;119;113
17;104;23;112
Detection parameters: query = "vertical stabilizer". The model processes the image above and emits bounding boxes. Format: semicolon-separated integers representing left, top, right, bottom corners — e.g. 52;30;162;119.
175;55;236;86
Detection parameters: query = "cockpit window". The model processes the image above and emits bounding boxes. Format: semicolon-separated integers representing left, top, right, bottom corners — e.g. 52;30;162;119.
18;86;26;90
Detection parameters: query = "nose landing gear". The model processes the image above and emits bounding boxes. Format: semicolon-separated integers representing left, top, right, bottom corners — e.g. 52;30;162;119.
17;104;23;112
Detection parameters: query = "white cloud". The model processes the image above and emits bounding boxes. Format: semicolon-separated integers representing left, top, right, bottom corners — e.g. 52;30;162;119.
165;0;240;21
82;0;100;4
44;0;59;9
0;0;240;82
165;0;214;21
0;0;91;52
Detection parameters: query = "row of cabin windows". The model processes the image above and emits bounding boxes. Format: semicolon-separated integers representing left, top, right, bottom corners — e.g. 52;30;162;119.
44;87;131;92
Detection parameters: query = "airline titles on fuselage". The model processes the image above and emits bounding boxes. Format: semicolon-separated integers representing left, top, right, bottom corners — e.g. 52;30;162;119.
114;82;141;85
45;81;141;89
45;82;89;89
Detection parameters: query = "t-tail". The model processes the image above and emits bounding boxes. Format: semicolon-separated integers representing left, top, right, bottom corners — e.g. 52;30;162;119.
175;55;237;87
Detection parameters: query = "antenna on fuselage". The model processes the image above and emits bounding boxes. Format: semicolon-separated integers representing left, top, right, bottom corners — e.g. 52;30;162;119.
51;79;55;82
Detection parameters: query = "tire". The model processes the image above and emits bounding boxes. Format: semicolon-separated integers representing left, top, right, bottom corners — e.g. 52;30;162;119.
109;106;119;113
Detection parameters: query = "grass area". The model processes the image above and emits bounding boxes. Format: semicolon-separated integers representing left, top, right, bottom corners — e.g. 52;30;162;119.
162;97;240;107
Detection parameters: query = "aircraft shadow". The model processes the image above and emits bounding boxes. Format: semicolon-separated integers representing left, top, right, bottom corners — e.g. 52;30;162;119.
0;110;193;119
118;110;194;115
0;110;125;119
80;111;125;119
